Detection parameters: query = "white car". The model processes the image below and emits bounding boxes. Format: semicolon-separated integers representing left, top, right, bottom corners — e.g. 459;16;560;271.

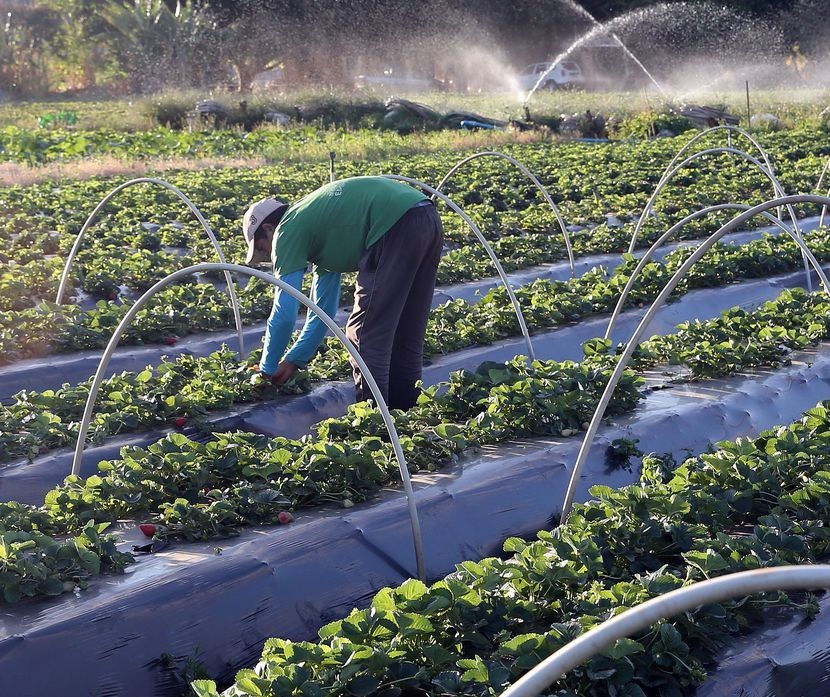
516;61;585;91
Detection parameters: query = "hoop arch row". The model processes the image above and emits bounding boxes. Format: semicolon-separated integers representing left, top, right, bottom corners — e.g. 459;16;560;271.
652;125;781;224
562;194;830;523
628;147;798;255
69;262;428;582
432;151;575;274
55;177;246;355
381;174;536;362
604;202;800;341
500;565;830;697
664;125;777;186
629;147;812;291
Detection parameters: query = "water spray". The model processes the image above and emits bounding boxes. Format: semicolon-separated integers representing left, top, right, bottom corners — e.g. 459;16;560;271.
523;5;664;104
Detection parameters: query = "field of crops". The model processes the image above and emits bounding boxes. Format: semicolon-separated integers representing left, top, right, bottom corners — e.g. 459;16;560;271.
3;123;830;696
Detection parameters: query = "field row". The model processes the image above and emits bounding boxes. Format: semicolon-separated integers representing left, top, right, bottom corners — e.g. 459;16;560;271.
1;131;827;351
3;223;828;460
196;396;830;697
0;284;826;605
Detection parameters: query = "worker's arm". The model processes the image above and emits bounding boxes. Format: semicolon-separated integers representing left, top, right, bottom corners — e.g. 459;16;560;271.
284;270;342;366
259;270;305;376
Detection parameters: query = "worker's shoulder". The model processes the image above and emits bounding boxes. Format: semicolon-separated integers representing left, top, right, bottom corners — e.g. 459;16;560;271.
337;176;426;201
290;176;421;214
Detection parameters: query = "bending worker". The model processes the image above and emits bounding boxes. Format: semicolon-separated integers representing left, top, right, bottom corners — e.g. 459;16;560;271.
242;176;444;411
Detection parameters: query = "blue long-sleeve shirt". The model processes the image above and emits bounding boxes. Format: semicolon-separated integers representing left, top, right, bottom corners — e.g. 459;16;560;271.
260;269;342;375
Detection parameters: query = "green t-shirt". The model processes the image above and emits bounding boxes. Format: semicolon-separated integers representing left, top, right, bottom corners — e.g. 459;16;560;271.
272;176;428;275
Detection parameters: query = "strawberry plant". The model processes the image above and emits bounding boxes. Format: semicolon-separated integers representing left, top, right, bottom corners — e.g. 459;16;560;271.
2;281;830;602
4;270;830;469
196;400;830;697
2;130;829;363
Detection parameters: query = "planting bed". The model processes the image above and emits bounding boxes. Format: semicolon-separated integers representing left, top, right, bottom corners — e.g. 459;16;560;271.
4;127;830;697
2;212;827;482
0;213;806;401
4;341;830;695
2;129;828;366
1;257;825;506
1;276;830;694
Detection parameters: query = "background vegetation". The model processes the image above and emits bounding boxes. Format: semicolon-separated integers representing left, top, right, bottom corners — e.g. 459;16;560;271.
0;0;824;98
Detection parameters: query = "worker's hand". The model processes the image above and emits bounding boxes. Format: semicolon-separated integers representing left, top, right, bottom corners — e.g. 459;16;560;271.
271;360;300;385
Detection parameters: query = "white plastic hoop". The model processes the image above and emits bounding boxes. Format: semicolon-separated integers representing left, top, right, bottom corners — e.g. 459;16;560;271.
604;202;804;341
666;125;777;185
501;565;830;697
69;262;427;581
628;146;812;291
628;147;794;254
433;151;575;274
563;194;830;523
381;174;536;363
55;177;246;355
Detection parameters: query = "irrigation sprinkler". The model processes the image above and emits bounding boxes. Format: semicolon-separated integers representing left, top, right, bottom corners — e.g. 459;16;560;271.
69;263;428;582
433;151;575;275
627;147;812;291
382;174;536;363
604;202;814;341
499;565;830;697
55;177;246;356
562;194;830;523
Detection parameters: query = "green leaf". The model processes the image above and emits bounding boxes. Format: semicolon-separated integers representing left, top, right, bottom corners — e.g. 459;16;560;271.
397;578;428;601
372;587;397;612
234;670;266;696
346;675;380;696
457;656;489;683
190;681;221;697
603;638;644;660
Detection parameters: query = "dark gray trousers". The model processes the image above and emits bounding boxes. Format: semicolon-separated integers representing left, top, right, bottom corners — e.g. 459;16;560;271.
345;202;444;410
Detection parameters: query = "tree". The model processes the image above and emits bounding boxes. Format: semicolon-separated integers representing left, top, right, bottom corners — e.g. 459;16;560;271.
99;0;223;92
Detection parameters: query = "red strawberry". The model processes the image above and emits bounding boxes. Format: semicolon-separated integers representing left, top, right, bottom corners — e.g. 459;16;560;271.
278;511;295;525
139;524;157;537
165;337;177;346
174;416;187;429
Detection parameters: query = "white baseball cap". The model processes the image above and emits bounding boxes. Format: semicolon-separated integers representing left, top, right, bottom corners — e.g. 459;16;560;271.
242;197;288;265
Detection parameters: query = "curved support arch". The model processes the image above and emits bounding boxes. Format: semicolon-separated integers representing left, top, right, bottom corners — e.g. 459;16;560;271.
628;147;794;254
70;263;427;581
562;194;830;524
657;125;784;231
499;565;830;697
604;202;800;341
381;174;536;363
628;147;812;292
665;125;777;184
55;177;246;356
433;151;575;275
